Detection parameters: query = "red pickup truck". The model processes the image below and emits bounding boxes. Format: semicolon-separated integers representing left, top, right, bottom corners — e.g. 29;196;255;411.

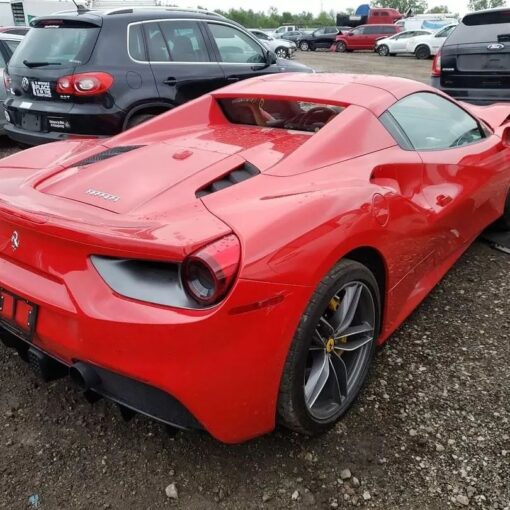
331;24;401;52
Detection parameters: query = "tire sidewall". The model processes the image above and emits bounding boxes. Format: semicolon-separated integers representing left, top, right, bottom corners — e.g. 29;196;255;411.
415;45;430;59
378;45;389;56
278;261;381;435
336;41;346;52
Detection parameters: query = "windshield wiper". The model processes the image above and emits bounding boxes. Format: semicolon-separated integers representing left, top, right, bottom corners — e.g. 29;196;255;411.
23;60;61;68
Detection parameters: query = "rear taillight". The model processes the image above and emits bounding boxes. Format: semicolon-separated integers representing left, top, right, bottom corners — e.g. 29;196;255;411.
3;72;11;90
56;72;114;96
183;234;241;306
432;53;441;77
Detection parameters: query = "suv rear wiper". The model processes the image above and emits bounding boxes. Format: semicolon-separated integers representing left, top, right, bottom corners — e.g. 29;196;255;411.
23;60;62;68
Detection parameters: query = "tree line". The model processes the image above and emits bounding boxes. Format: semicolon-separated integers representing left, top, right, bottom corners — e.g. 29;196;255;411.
212;0;505;28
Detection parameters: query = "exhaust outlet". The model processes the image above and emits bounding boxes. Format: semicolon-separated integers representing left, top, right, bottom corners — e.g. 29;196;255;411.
70;362;100;391
27;348;67;382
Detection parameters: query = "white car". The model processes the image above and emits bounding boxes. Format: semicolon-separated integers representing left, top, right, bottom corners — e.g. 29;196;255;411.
375;30;433;56
406;23;457;59
248;29;297;59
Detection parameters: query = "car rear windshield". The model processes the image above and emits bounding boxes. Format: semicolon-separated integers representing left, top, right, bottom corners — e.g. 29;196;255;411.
9;20;99;68
218;98;343;133
446;11;510;45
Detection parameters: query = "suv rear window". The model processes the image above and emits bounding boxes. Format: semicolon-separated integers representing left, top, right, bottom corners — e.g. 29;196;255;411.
446;11;510;45
9;20;99;68
219;98;343;133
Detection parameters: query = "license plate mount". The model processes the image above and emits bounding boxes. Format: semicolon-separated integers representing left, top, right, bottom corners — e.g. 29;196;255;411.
0;289;38;342
21;112;41;132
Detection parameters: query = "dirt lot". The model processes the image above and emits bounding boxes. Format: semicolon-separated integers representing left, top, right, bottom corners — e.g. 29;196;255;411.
296;50;432;84
0;52;509;510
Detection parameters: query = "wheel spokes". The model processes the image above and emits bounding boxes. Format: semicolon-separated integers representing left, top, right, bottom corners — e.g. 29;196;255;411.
335;283;363;334
305;351;330;408
329;353;348;403
334;322;374;352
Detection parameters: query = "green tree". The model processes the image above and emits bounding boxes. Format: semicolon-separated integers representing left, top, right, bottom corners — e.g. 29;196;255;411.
427;5;450;12
468;0;505;10
212;7;338;29
374;0;428;14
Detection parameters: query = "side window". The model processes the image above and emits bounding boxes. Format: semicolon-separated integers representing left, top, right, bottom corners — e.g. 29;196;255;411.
128;24;146;61
255;31;270;40
0;49;6;68
387;93;485;150
159;21;209;62
351;27;364;35
436;25;454;38
313;28;326;36
365;26;380;35
208;23;265;64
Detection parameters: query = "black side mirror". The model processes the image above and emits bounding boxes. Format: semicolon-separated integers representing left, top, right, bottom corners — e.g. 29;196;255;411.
267;50;277;64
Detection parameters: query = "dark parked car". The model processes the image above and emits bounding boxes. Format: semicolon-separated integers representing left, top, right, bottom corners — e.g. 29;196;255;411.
298;26;339;51
280;30;307;43
3;8;312;145
431;8;510;105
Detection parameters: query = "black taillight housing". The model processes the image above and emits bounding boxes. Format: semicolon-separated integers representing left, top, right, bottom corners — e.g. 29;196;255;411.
182;234;241;306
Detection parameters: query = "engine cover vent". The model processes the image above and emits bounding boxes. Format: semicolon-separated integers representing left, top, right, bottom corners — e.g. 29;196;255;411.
196;162;260;198
73;145;144;167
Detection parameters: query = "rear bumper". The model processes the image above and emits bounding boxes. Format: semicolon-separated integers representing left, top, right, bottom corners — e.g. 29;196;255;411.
1;328;201;430
3;99;125;145
4;123;105;145
0;244;310;442
431;76;510;105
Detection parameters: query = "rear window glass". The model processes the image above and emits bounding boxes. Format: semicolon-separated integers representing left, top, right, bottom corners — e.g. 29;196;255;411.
219;98;343;133
447;13;510;45
9;22;99;68
464;10;510;26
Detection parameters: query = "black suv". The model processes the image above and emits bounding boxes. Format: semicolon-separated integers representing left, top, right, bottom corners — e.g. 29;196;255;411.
4;8;312;145
432;8;510;104
298;27;339;51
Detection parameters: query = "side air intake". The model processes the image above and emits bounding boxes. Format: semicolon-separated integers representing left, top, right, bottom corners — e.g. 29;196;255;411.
196;162;260;198
73;145;144;167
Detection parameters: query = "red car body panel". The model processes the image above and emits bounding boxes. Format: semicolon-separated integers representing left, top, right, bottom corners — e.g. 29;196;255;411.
331;24;401;51
0;73;509;442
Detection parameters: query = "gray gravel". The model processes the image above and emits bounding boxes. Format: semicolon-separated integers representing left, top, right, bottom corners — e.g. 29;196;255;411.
0;52;509;509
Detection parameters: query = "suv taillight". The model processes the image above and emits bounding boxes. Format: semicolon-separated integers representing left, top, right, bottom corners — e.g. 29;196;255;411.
56;72;114;96
431;53;441;77
182;234;240;306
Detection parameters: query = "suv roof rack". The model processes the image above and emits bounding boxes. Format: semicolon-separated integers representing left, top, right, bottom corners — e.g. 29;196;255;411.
102;7;224;17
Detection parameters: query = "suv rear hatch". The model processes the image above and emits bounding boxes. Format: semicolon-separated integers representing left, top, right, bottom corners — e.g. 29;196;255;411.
6;15;101;129
441;10;510;95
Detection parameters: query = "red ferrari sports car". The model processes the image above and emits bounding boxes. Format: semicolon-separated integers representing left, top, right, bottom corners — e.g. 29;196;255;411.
0;73;509;443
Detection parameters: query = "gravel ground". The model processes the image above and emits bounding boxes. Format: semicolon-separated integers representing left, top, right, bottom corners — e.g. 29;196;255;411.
0;52;509;510
295;50;432;84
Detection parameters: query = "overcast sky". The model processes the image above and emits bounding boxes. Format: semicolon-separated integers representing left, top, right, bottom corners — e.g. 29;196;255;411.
171;0;472;17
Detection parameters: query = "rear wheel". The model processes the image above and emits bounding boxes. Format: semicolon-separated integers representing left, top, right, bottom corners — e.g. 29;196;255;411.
277;259;380;436
377;44;389;56
415;45;431;59
493;192;510;231
126;113;156;130
299;41;310;51
335;41;347;53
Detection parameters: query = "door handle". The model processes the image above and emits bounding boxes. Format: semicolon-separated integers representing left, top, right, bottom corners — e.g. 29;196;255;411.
163;77;177;85
226;75;240;82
